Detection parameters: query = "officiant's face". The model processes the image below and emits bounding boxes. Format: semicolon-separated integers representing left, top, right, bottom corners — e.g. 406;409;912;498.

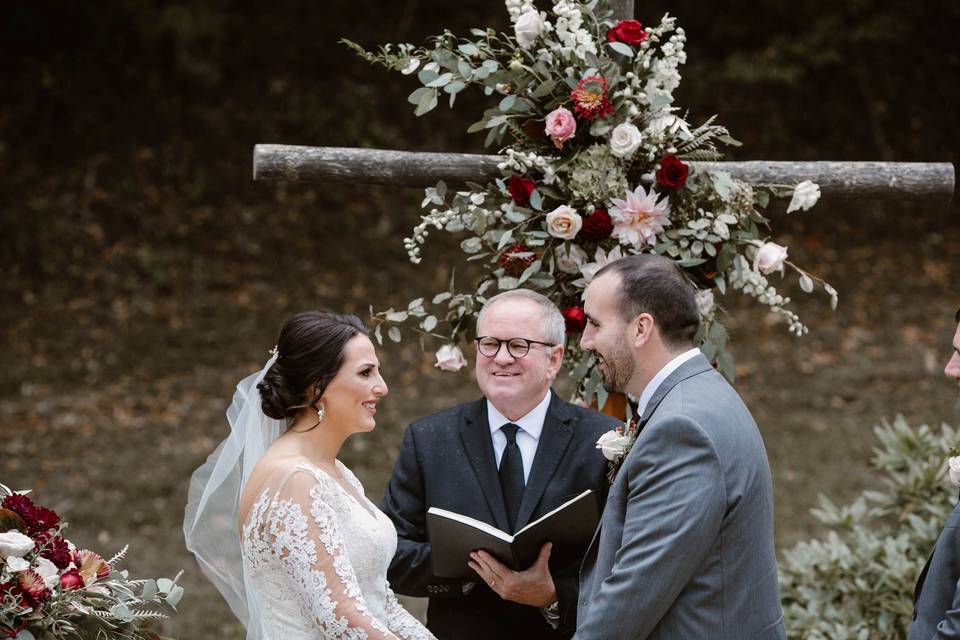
475;299;563;413
321;334;388;433
947;322;960;386
581;272;635;394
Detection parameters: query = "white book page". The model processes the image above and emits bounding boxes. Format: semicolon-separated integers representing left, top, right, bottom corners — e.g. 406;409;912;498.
516;489;593;536
428;507;514;543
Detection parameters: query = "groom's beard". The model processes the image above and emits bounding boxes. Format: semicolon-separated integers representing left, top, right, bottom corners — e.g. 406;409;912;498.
598;342;634;394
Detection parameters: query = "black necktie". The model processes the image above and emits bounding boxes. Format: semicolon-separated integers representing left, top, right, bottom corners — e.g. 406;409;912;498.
498;423;525;532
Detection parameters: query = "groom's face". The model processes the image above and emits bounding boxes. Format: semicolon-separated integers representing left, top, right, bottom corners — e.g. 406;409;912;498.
946;322;960;386
581;272;636;394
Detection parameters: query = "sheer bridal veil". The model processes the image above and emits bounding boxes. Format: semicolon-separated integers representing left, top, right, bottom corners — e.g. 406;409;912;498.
183;354;282;640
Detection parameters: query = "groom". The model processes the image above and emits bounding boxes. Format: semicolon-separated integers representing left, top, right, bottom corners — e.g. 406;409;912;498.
574;254;786;639
381;289;618;639
908;305;960;639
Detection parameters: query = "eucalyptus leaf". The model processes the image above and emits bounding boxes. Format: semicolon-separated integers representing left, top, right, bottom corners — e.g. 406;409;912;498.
518;259;542;284
608;41;635;57
529;189;543;211
531;80;557;98
407;297;425;311
461;237;483;253
385;310;409;322
798;272;815;293
157;578;174;593
416;68;439;85
388;327;402;343
166;585;184;607
467;119;488;134
415;89;439;116
426;72;453;88
422;315;438;332
433;292;453;304
444;80;466;94
141;579;158;601
499;95;516;111
458;43;479;56
498;276;519;290
407;87;433;106
14;631;35;640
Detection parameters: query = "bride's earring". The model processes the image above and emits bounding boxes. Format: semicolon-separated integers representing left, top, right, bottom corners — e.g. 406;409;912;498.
316;402;325;423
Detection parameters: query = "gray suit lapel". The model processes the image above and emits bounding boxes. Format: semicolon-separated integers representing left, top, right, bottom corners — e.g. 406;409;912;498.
459;400;511;532
638;352;713;424
514;393;574;529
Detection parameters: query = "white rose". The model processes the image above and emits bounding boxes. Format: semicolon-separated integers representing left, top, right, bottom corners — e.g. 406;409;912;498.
554;243;588;274
609;123;643;158
596;430;633;462
514;10;544;49
787;180;821;213
695;290;715;316
949;456;960;488
0;530;35;559
545;205;582;240
434;345;467;372
34;556;59;588
5;556;30;572
755;242;788;275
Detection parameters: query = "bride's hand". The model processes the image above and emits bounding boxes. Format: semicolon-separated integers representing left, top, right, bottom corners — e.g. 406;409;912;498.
468;543;557;608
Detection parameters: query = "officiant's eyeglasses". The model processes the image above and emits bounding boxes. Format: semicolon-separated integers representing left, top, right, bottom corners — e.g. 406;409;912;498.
475;336;556;359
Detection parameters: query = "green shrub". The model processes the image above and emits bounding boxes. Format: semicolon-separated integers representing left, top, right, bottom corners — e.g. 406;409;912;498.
780;415;960;639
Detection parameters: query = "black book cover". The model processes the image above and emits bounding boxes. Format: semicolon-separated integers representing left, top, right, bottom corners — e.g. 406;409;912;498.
426;489;599;579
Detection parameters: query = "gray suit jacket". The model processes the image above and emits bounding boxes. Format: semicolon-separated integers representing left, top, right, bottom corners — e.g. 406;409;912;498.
575;354;785;640
909;501;960;639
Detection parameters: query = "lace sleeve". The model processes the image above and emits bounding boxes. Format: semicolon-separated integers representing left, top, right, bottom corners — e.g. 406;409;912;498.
381;585;435;640
252;469;401;640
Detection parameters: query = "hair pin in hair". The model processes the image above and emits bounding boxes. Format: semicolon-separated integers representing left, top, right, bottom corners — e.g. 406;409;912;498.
268;345;279;358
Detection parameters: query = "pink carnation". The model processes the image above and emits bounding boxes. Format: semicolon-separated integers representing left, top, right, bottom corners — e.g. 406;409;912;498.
544;107;577;148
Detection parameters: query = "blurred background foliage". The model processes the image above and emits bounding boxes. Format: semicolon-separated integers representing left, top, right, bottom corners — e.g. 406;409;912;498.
1;0;958;636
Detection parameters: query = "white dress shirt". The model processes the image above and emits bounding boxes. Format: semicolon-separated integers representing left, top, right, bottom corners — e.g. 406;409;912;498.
636;348;701;418
486;389;552;483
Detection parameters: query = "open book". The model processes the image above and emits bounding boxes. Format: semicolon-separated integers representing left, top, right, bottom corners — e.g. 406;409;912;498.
426;489;599;579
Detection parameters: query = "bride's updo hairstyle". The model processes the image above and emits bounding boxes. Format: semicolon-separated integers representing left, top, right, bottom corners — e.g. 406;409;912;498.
257;311;369;421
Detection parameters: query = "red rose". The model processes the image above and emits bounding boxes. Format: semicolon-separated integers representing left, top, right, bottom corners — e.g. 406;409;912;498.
578;208;613;242
655;155;689;190
561;306;587;334
607;20;647;46
60;569;84;591
507;176;536;206
499;244;536;278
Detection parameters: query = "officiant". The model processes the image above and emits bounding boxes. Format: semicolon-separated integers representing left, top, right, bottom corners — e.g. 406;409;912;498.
380;289;619;639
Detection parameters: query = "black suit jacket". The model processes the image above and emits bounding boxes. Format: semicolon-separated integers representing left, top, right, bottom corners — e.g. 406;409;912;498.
909;500;960;639
380;393;618;640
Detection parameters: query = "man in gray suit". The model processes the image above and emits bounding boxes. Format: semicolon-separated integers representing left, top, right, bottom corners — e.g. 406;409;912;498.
574;254;786;639
909;305;960;639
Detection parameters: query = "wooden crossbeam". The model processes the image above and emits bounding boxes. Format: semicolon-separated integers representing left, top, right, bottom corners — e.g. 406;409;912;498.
252;144;955;202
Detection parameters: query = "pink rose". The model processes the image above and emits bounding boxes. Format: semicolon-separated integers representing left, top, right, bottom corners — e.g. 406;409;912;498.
545;107;577;148
755;242;788;274
434;345;467;371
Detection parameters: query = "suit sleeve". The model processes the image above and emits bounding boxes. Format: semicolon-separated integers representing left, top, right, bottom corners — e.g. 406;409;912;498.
574;415;725;640
933;577;960;639
380;424;468;598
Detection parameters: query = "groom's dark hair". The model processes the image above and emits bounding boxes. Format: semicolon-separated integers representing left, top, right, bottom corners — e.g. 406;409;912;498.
258;311;369;423
596;254;700;350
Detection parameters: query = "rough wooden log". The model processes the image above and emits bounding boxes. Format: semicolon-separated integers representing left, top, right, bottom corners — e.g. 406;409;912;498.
253;145;955;201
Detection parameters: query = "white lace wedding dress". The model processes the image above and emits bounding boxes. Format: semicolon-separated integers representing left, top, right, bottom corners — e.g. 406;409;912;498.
241;460;435;640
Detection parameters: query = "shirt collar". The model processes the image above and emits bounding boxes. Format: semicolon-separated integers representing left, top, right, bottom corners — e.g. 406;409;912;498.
636;348;701;417
487;389;552;440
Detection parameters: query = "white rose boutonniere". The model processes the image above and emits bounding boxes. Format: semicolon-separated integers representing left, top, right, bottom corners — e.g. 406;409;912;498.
596;421;640;483
596;430;633;462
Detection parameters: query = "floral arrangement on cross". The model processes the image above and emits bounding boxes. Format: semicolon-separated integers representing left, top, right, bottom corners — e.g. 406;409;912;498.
345;0;835;406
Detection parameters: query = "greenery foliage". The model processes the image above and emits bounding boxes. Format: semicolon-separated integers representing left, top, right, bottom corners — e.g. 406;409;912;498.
780;416;960;639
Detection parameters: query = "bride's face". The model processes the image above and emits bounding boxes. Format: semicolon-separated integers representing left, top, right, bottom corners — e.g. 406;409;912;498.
320;334;388;433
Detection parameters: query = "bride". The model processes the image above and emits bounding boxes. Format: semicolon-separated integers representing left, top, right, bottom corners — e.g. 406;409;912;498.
184;311;435;640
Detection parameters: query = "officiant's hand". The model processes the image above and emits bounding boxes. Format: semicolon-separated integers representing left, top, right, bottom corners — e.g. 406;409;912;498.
468;543;557;607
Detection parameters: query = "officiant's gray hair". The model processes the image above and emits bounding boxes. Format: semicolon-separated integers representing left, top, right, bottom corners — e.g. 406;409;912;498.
477;289;566;345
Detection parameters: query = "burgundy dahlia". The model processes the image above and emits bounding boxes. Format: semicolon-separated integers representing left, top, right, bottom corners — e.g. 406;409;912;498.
578;209;614;242
36;532;72;569
499;244;536;278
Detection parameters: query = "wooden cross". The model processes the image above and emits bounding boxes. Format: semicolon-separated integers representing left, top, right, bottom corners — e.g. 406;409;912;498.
251;0;955;200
